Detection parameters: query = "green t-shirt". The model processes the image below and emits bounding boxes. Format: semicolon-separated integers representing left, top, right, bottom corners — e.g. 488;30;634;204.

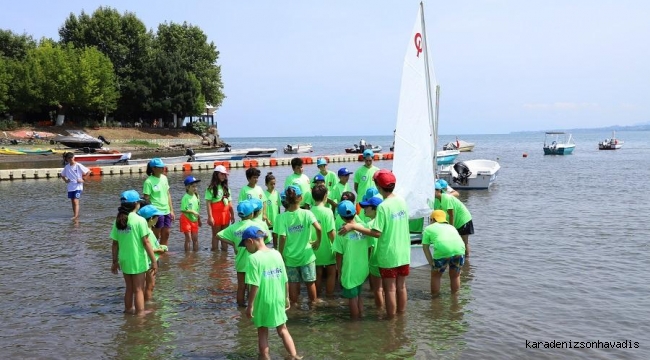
430;193;472;229
143;175;171;214
310;204;336;266
284;173;311;205
110;212;150;274
147;228;162;262
312;170;338;192
272;212;286;236
353;165;379;203
245;249;288;328
332;224;370;289
204;185;230;206
329;182;350;205
366;219;380;277
238;185;265;220
422;222;466;259
181;193;200;222
371;196;411;268
252;218;272;244
218;219;269;272
276;209;317;267
264;189;280;228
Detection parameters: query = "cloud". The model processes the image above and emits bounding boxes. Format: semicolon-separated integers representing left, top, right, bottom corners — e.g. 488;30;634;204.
522;102;599;110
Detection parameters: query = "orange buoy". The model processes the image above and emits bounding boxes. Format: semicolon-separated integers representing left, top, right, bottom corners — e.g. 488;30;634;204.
522;153;528;158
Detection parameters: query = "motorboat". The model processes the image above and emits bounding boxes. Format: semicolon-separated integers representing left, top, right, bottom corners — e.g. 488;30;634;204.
345;144;382;153
436;150;460;165
443;138;475;152
543;132;575;155
598;131;623;150
283;144;313;154
51;130;108;149
128;147;277;165
438;159;500;190
74;152;131;164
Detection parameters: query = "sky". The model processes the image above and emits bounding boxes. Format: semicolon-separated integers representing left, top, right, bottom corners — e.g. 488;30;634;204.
4;0;650;137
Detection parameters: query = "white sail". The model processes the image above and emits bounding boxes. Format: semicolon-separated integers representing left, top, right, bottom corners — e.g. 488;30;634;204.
392;3;437;219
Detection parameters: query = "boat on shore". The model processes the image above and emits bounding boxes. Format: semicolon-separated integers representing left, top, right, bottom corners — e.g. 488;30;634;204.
598;131;623;150
283;144;313;154
51;130;108;149
543;132;575;155
345;144;382;153
443;138;475;152
128;147;277;165
74;152;131;165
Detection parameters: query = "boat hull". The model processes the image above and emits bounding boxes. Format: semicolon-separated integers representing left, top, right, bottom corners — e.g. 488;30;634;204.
543;145;575;155
75;153;131;164
345;145;382;154
438;159;500;190
283;144;313;154
436;150;460;165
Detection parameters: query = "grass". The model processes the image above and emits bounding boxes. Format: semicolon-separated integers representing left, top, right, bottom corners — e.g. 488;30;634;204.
124;140;158;148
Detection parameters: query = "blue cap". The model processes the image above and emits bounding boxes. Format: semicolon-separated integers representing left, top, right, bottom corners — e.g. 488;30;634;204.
363;149;374;158
338;167;353;176
435;181;444;190
360;196;383;208
362;187;379;201
137;204;164;219
437;179;449;190
286;184;302;196
120;190;143;203
149;158;165;168
313;174;325;182
280;190;286;203
250;198;263;212
238;226;266;247
316;158;327;166
237;200;255;217
337;200;356;217
184;175;200;186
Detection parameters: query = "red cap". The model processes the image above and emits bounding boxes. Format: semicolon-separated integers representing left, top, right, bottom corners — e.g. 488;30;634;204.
374;169;396;188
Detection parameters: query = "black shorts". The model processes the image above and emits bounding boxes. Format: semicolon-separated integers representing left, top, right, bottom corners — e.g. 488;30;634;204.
457;220;474;236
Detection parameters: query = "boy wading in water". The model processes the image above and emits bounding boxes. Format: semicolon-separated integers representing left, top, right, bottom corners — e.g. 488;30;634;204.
241;226;301;360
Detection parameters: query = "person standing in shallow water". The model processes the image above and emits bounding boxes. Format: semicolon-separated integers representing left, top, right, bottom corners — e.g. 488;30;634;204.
60;152;90;220
143;158;175;247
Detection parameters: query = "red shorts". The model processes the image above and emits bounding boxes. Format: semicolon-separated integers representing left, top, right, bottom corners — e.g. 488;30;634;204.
210;201;231;226
379;264;410;279
179;214;199;233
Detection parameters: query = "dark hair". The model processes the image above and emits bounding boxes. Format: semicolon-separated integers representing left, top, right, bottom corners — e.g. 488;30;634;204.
290;157;303;169
311;184;327;202
245;167;261;180
285;186;301;205
377;184;395;193
115;202;137;230
341;214;355;221
146;163;154;176
265;172;276;185
340;191;356;203
208;171;230;200
62;152;74;166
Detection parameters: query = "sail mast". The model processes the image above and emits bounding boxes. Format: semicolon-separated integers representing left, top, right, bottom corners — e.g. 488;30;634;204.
419;2;438;174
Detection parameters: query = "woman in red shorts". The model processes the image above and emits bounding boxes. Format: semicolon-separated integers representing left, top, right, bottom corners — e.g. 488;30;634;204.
205;165;235;251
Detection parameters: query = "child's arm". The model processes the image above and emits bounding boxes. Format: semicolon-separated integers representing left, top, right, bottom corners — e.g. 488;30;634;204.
335;252;343;282
217;235;237;253
246;285;259;319
422;244;434;267
278;235;286;256
339;223;380;238
310;221;322;250
141;234;158;273
111;241;119;274
168;190;175;220
447;208;455;228
327;229;335;244
284;282;290;310
206;199;214;226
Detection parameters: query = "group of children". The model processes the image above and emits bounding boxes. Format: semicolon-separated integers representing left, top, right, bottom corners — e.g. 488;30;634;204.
107;151;474;359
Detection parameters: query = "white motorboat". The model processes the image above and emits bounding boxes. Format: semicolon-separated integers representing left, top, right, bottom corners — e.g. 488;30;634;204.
283;144;313;154
598;131;623;150
51;130;107;149
74;152;131;165
438;159;500;190
443;138;475;152
543;132;576;155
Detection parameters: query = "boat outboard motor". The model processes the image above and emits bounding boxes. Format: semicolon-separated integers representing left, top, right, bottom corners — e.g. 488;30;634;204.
98;135;111;145
452;161;472;186
185;148;196;162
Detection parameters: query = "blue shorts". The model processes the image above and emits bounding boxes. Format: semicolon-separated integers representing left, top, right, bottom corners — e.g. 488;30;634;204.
432;255;465;273
67;190;82;199
286;261;316;283
154;213;173;229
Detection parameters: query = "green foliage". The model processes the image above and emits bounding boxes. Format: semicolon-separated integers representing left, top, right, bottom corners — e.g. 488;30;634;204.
0;119;19;130
0;30;36;60
188;120;208;135
76;47;119;113
0;57;11;113
124;139;157;147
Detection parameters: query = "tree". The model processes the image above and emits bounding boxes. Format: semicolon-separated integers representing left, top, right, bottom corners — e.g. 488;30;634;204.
154;22;225;109
0;29;36;60
59;7;152;120
0;57;11;113
76;47;119;121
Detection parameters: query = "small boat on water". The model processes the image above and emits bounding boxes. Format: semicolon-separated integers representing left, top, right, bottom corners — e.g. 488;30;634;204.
443;137;475;152
345;144;382;153
438;159;500;190
51;130;108;149
283;144;313;154
128;147;277;165
598;131;623;150
74;152;131;164
543;132;575;155
436;150;460;165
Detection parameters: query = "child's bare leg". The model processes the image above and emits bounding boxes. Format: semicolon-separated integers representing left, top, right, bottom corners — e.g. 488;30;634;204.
123;274;135;313
289;282;300;304
396;275;407;314
358;294;364;318
305;282;317;303
257;327;270;360
349;297;360;319
370;275;384;308
461;235;470;257
145;269;155;302
184;232;191;252
192;232;199;251
237;272;247;306
449;268;461;293
325;265;336;297
210;225;219;251
160;227;171;247
70;198;80;219
152;227;162;244
132;272;147;314
382;277;397;317
315;267;323;296
272;233;278;249
430;271;443;296
276;324;300;359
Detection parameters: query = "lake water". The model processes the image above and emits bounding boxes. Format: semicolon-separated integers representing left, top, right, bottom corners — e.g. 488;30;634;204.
1;130;649;359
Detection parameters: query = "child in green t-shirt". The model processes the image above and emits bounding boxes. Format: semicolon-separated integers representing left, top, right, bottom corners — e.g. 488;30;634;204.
359;196;384;309
180;176;202;252
240;226;300;360
422;210;466;296
310;184;336;297
264;172;280;248
328;167;353;210
137;205;169;302
333;200;370;319
238;167;268;224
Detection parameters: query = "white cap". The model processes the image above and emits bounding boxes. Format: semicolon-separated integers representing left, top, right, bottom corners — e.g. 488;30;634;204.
214;165;229;174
